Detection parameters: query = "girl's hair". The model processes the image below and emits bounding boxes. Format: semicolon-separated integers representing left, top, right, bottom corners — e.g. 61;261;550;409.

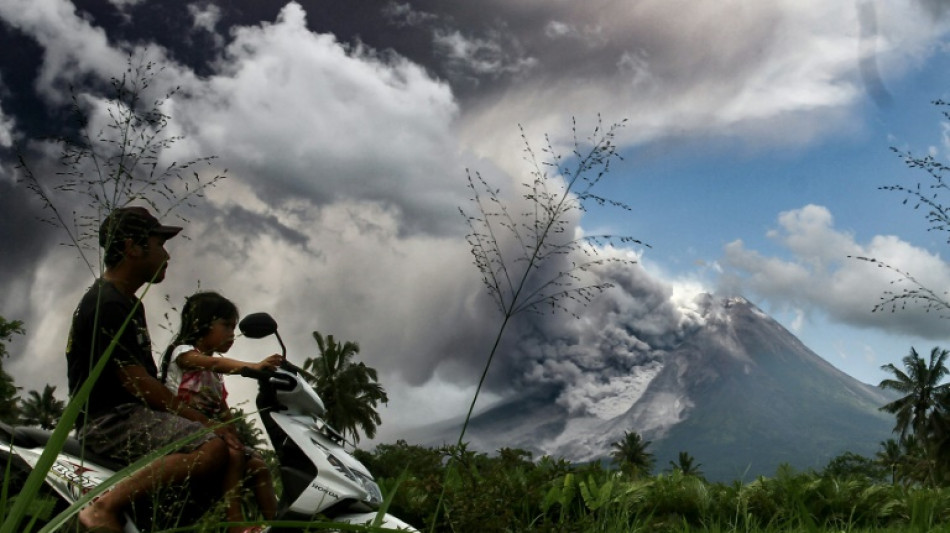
160;291;239;384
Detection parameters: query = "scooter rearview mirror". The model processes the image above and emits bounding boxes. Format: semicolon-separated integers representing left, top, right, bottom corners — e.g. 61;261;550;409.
239;312;288;361
239;312;278;339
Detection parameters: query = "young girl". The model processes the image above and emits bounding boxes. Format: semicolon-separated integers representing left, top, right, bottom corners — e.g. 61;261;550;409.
161;291;281;533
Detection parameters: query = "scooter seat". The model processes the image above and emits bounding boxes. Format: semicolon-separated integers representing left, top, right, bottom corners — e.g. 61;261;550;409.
0;422;47;448
0;422;126;472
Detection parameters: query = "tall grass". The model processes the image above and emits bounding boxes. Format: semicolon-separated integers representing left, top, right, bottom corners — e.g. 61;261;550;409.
434;118;644;530
457;117;642;441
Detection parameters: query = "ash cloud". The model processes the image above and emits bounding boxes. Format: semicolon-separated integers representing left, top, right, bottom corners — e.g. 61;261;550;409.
494;258;708;417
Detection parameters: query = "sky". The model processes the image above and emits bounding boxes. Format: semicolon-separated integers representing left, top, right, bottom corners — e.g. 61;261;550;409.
2;0;950;444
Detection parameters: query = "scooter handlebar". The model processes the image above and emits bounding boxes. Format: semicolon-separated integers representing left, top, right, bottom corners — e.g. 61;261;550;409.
240;366;298;392
239;366;274;380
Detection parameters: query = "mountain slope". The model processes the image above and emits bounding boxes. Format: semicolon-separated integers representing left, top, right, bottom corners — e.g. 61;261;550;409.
422;296;897;482
639;297;895;480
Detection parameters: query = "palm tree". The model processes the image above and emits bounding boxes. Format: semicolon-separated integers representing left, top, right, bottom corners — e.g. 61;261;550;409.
19;384;65;430
0;316;24;425
0;366;20;425
303;331;389;445
0;316;24;359
898;433;937;486
923;390;950;483
610;431;654;478
879;346;950;442
875;439;904;485
669;451;703;478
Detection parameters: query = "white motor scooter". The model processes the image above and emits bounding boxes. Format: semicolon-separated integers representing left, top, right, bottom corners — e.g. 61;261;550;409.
0;312;416;532
235;311;416;531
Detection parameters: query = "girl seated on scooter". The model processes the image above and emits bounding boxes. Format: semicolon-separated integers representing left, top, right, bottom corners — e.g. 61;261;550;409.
161;291;281;533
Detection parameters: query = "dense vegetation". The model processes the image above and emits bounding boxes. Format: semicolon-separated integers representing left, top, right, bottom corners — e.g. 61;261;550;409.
354;440;950;532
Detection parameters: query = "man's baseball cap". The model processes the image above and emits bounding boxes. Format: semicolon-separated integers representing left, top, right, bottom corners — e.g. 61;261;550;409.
99;206;183;247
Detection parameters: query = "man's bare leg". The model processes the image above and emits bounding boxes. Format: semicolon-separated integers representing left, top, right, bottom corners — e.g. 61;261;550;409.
78;437;227;531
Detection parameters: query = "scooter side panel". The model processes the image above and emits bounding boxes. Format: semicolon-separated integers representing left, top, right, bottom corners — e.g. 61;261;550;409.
271;412;373;515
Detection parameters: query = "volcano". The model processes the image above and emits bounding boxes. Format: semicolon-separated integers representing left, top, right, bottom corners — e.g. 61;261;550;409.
422;296;896;482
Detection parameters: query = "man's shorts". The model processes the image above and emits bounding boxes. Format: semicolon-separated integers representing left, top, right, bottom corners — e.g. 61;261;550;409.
79;403;217;464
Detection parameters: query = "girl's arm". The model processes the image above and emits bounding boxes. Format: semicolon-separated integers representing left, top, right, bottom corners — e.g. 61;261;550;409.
176;350;282;374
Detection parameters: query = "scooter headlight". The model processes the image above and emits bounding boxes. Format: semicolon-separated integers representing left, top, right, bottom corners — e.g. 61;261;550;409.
354;471;383;505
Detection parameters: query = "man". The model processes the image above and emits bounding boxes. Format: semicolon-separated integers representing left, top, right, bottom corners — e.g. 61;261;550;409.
66;206;244;533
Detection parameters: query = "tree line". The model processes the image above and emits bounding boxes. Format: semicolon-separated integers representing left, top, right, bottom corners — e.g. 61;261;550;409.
0;317;65;430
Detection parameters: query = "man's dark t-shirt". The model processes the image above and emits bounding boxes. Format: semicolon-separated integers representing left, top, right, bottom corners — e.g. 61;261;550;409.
66;279;158;429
